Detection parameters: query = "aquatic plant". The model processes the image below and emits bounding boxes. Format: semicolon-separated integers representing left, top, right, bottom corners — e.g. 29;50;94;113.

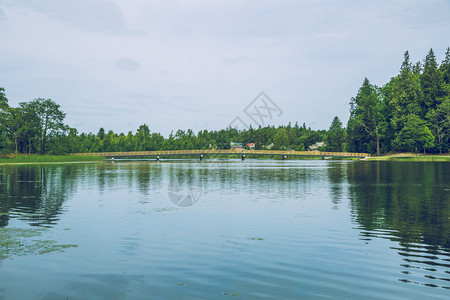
0;227;77;261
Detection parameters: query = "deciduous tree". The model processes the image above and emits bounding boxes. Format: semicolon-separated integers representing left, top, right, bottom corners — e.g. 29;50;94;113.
21;98;67;154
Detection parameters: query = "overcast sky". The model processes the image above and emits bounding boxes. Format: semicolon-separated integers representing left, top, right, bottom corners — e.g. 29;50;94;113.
1;0;449;136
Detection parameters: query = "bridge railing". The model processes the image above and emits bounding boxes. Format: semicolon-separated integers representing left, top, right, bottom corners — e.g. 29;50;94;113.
72;149;370;158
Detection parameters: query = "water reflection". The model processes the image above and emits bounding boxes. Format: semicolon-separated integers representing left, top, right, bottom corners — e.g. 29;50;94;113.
346;161;449;289
327;161;349;209
0;165;78;227
0;160;448;294
165;160;328;202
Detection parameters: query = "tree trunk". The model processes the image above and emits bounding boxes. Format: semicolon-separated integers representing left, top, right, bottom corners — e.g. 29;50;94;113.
40;138;45;155
376;136;380;156
40;132;46;155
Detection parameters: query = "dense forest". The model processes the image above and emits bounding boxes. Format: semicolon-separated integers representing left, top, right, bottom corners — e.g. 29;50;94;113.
348;48;450;154
0;48;449;155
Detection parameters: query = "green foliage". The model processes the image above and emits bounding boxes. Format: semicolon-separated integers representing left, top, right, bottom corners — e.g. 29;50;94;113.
0;155;105;163
348;78;385;155
348;47;450;154
0;87;10;152
273;128;289;149
392;114;434;153
440;47;450;84
326;116;345;152
19;98;67;154
0;87;8;112
421;49;442;112
216;129;231;149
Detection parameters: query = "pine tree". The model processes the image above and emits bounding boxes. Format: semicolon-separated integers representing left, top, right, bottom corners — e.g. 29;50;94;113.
326;116;345;152
440;47;450;84
387;51;422;133
348;78;384;155
421;48;441;112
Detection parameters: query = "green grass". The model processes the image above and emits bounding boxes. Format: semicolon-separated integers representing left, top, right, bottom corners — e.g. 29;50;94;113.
0;154;105;164
366;155;450;162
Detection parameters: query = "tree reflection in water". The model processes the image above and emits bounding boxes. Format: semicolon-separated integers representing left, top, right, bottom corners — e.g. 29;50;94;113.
0;164;83;263
345;161;449;289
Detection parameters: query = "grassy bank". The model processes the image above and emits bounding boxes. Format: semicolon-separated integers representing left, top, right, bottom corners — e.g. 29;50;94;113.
366;153;450;162
0;154;106;164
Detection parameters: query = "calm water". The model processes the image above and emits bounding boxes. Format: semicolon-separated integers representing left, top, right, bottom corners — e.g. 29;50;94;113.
0;160;449;299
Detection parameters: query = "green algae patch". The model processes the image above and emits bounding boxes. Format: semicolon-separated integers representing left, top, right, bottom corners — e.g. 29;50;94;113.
154;207;179;213
0;227;78;260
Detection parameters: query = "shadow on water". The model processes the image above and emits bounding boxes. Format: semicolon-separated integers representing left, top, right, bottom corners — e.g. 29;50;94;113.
344;161;450;290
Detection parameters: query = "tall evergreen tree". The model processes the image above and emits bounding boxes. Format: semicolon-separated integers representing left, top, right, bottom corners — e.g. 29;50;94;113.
387;51;422;135
348;78;384;155
326;116;345;152
421;48;441;112
0;87;10;151
440;47;450;84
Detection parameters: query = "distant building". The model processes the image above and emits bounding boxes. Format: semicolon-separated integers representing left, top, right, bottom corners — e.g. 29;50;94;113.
230;142;243;150
265;143;274;150
309;141;326;151
247;143;255;149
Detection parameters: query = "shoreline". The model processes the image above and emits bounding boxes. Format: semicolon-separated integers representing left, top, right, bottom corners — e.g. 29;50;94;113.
365;153;450;161
0;153;449;165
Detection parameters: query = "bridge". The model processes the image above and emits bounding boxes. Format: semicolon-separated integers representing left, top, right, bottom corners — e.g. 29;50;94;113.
72;149;370;160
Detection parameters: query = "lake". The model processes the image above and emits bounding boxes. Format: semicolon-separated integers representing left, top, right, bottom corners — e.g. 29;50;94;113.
0;160;449;299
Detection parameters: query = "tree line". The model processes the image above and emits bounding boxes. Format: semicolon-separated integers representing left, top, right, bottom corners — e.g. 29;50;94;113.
347;48;450;154
0;89;328;154
1;47;449;155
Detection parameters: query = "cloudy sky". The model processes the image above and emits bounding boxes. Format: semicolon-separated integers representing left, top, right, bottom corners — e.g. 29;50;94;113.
1;0;449;135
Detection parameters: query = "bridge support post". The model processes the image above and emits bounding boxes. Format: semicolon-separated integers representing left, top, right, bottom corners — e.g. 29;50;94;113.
242;154;245;161
156;156;159;161
200;154;203;161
